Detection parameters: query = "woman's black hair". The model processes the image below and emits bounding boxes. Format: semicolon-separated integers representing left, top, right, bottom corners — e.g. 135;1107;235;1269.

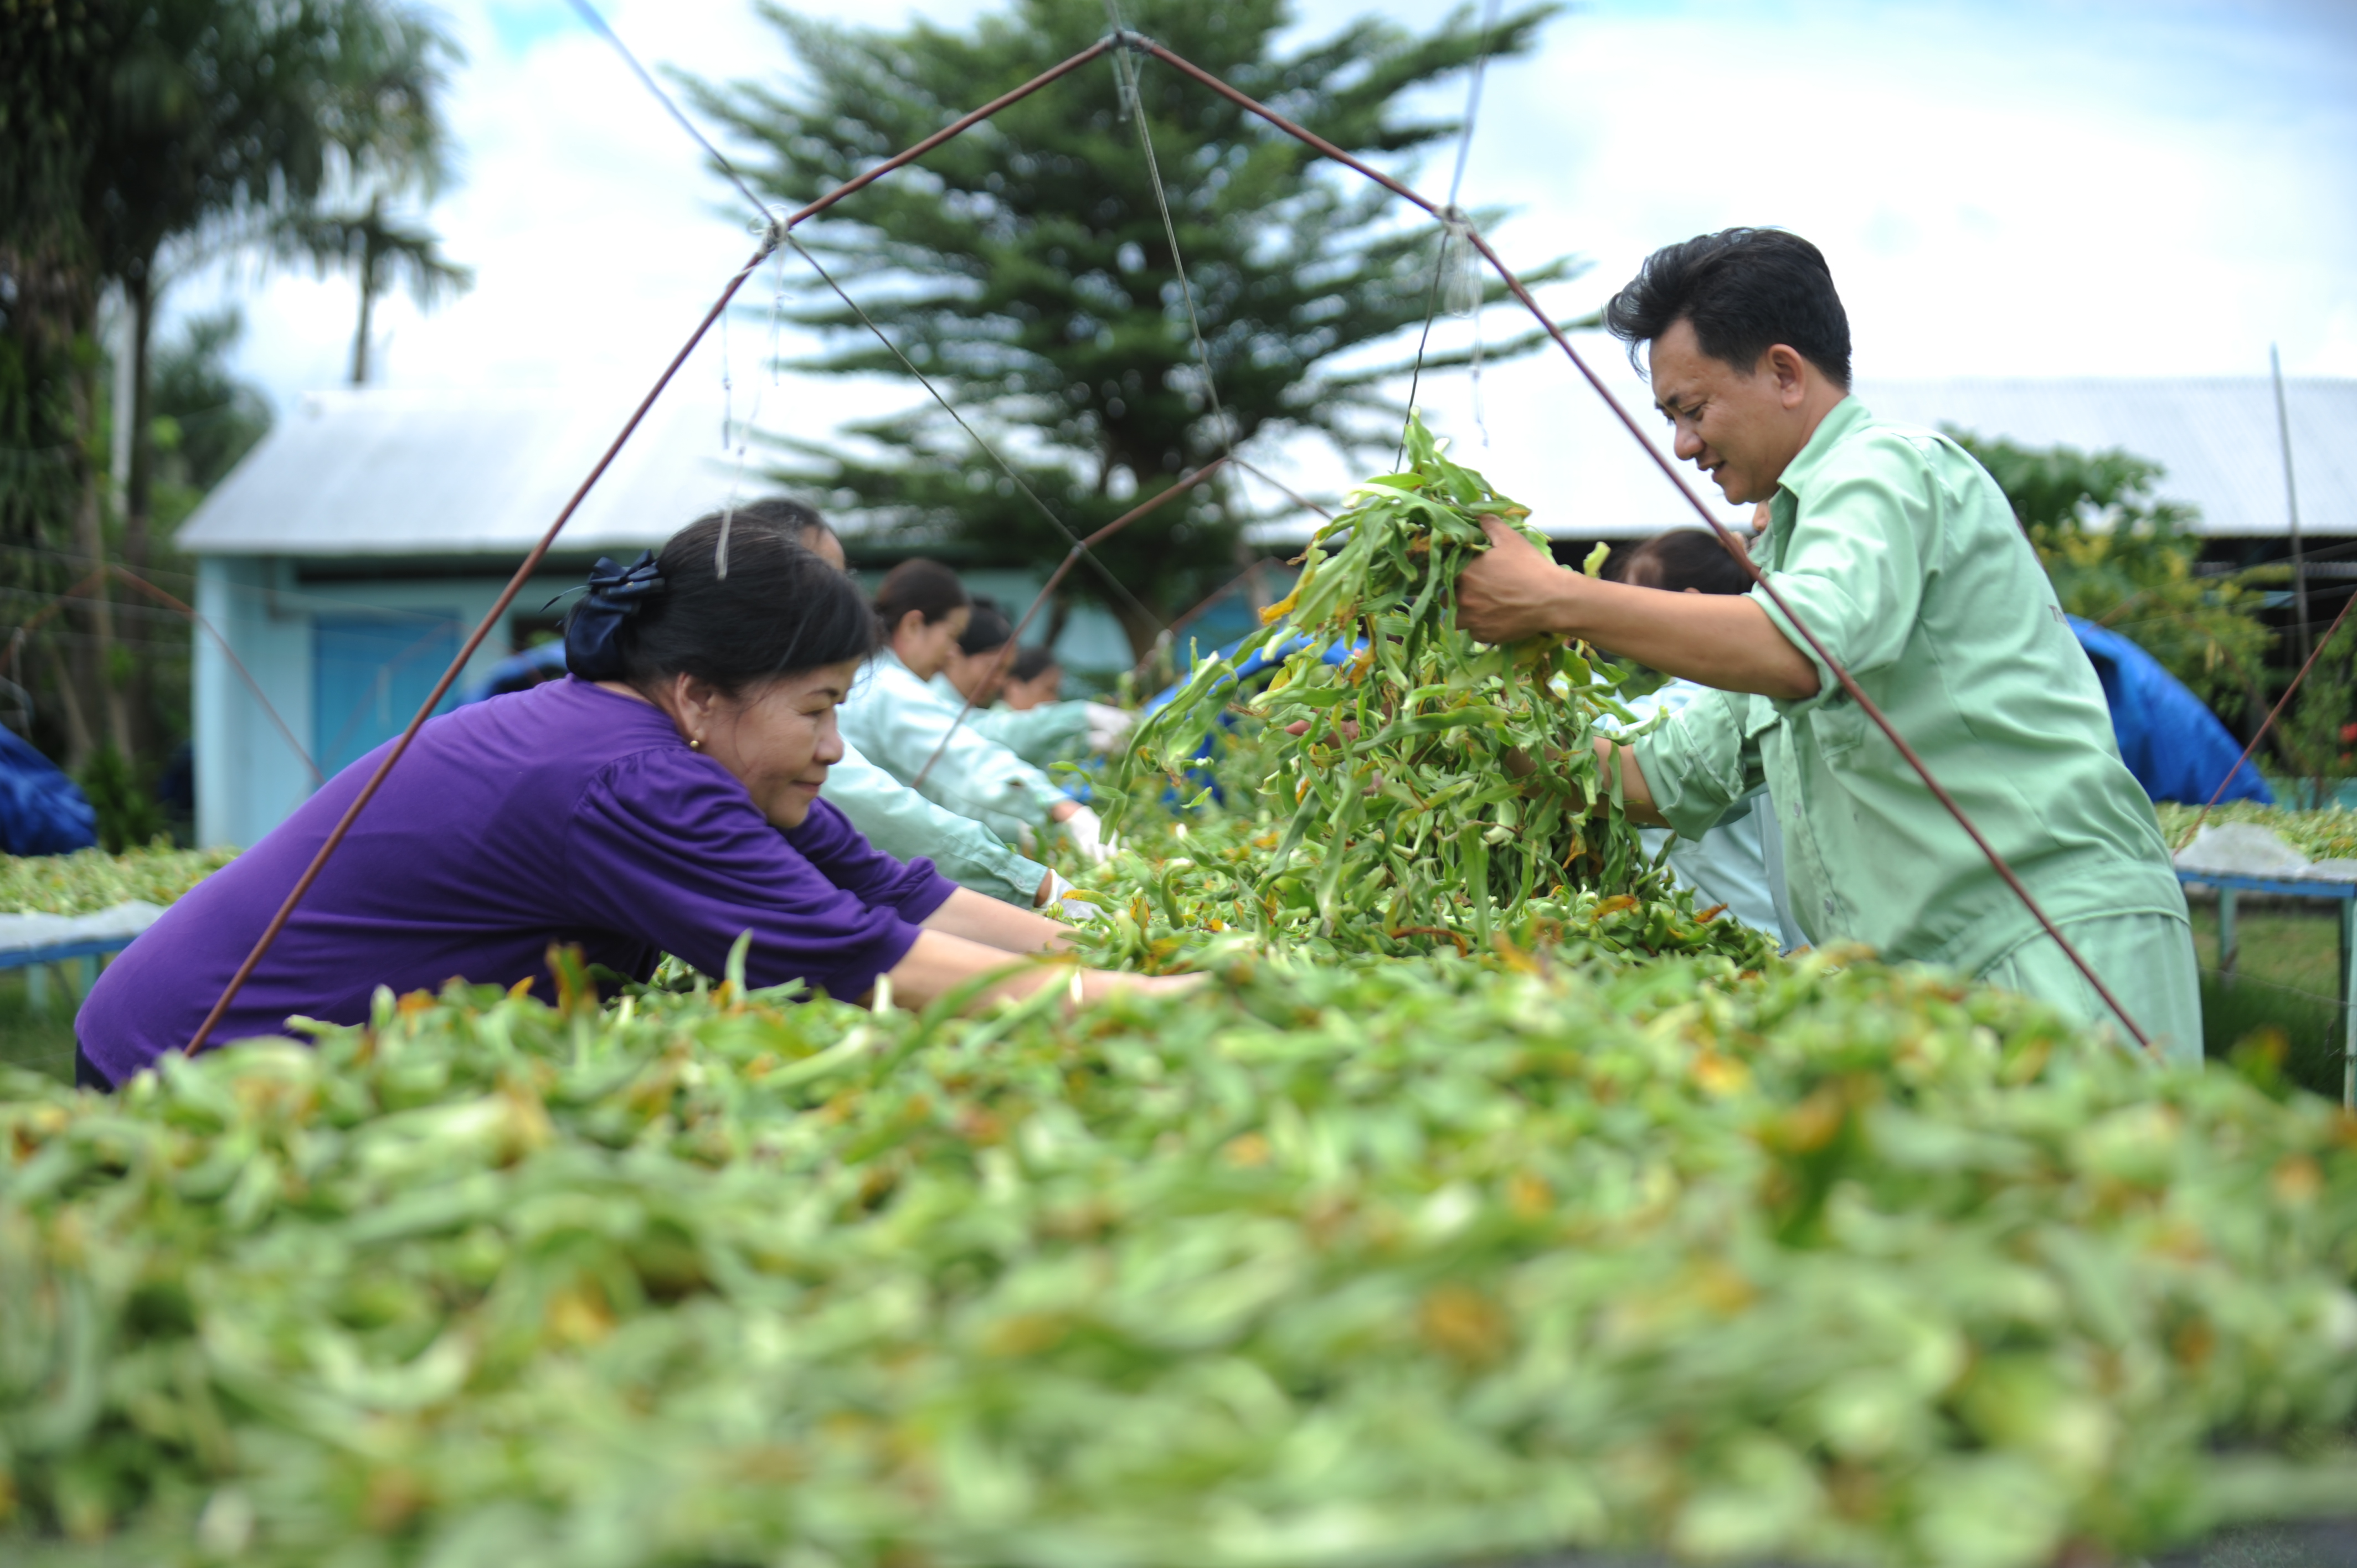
727;496;838;551
1008;644;1058;683
956;597;1013;657
873;559;969;633
1604;228;1851;387
567;513;873;694
1612;529;1755;597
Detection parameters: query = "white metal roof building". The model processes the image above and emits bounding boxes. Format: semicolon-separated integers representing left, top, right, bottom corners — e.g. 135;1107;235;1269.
181;362;2353;848
179;367;1129;847
1852;377;2354;539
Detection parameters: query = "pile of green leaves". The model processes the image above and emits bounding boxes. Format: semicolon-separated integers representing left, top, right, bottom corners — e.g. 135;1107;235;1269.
1102;419;1755;966
0;845;236;915
1071;762;1770;973
2153;803;2357;863
6;949;2356;1567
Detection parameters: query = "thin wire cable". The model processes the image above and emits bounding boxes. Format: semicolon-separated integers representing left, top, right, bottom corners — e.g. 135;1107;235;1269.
562;0;772;225
1396;245;1450;470
106;566;325;786
1104;14;1233;456
1396;0;1501;465
781;234;1160;632
1228;455;1331;520
190;35;1124;1055
1444;0;1501;210
2176;583;2357;849
559;3;1161;626
1141;38;2158;1054
717;246;792;578
570;4;1184;821
912;458;1228;791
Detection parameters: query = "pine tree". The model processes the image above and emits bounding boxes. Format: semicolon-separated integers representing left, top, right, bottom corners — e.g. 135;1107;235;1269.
687;0;1575;658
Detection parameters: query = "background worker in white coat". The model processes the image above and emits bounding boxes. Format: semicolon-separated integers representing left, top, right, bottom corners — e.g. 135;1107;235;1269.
721;501;1088;914
842;560;1111;863
1605;525;1805;952
933;597;1134;769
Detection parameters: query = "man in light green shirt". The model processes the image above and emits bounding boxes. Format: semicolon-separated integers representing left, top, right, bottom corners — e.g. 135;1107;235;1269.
1458;228;2200;1064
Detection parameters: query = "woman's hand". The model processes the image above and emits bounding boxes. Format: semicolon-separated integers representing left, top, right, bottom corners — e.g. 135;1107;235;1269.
927;885;1070;952
880;929;1203;1013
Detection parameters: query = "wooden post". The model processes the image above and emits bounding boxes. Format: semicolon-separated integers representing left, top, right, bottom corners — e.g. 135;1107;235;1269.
2217;886;2238;979
2340;897;2355;1110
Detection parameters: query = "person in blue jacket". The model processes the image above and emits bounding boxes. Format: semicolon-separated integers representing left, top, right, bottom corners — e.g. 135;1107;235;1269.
2068;617;2271;806
0;728;98;855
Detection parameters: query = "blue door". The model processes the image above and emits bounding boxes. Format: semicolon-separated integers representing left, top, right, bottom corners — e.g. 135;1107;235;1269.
313;613;463;779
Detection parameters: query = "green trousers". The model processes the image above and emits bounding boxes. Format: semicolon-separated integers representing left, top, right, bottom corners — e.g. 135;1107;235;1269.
1979;910;2205;1069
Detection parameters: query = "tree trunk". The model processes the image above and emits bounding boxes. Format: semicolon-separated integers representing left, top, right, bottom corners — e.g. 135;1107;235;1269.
121;265;157;765
63;304;128;771
350;223;380;386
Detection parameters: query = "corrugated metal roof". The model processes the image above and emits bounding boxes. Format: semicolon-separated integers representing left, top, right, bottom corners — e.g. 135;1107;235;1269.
1854;376;2355;538
182;356;2356;557
179;368;748;558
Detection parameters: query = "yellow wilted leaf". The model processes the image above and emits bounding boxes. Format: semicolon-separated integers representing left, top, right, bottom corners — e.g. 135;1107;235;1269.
2272;1155;2323;1206
1419;1285;1510;1368
1691;1051;1751;1097
545;1281;615;1347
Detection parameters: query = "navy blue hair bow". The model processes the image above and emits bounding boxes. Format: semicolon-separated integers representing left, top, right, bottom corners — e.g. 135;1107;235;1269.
564;551;666;680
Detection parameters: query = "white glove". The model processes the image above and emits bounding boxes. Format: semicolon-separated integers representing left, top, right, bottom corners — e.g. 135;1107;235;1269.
1083;702;1136;752
1045;871;1107;923
1059;802;1112;864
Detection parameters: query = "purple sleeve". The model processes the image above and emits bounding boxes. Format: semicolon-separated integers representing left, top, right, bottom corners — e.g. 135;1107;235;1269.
564;751;948;999
786;800;958;923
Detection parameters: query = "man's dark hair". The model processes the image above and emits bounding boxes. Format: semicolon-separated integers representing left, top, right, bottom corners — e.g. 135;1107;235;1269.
1612;530;1754;597
1008;645;1058;683
610;514;873;695
873;559;969;632
1603;229;1851;386
957;597;1013;657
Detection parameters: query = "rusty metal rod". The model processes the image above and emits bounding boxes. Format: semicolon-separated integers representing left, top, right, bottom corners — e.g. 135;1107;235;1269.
187;39;1120;1056
1139;35;2157;1054
911;456;1227;791
2176;580;2357;848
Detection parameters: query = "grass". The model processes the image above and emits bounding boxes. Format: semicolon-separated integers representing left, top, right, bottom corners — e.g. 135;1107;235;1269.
2186;899;2351;1101
0;963;90;1085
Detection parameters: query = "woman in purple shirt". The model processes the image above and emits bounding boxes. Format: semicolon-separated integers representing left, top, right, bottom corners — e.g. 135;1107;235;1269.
76;516;1182;1087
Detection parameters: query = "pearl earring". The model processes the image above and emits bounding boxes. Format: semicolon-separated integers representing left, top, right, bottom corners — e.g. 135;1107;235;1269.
688;736;703;751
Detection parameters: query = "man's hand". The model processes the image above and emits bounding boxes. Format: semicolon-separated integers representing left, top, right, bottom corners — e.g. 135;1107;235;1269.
1454;518;1579;644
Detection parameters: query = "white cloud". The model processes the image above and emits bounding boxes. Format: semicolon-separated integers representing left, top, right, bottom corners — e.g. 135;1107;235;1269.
171;0;2357;534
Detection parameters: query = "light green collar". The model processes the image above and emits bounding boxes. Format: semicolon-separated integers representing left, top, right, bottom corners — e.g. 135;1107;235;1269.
1766;394;1870;553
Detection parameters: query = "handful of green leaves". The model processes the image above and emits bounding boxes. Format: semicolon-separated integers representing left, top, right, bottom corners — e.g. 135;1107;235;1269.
1103;417;1738;964
4;950;2355;1567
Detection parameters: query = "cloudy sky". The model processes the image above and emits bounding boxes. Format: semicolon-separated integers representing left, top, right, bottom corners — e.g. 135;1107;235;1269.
176;0;2357;526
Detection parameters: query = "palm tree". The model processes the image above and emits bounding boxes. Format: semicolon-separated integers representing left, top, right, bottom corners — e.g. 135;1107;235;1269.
23;0;463;766
276;193;474;385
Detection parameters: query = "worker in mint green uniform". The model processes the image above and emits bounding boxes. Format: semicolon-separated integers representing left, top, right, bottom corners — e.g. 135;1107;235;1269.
824;738;1056;909
1457;228;2200;1064
841;560;1111;863
929;597;1134;770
